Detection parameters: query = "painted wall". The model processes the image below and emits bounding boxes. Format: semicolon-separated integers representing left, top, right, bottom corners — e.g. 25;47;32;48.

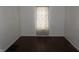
49;6;65;36
65;6;79;51
20;6;65;36
20;6;35;36
0;6;20;51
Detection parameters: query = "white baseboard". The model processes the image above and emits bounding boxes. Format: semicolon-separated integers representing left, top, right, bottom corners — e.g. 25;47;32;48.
21;35;64;37
65;36;79;51
2;36;20;52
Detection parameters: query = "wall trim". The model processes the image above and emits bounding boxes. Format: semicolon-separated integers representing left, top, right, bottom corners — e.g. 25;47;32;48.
3;36;20;52
20;35;65;38
21;34;64;37
65;36;79;51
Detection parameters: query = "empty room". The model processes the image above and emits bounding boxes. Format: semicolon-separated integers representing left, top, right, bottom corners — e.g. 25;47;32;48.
0;6;79;52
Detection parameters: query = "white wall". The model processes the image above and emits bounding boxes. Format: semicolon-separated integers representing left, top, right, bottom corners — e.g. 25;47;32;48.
65;6;79;51
49;6;65;36
20;6;65;36
20;6;36;36
0;6;20;51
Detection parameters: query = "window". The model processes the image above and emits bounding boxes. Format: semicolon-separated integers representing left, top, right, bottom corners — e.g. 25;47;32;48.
36;7;49;35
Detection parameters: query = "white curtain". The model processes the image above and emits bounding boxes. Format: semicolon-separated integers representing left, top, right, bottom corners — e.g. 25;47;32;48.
36;7;48;32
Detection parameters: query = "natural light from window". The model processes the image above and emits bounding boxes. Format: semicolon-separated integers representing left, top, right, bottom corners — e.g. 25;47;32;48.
36;7;48;31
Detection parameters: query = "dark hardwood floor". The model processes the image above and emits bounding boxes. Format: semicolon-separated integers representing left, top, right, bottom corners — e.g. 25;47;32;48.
6;36;78;52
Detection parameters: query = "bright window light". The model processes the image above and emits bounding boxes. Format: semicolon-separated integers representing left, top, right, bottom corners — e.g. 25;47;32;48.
36;7;48;32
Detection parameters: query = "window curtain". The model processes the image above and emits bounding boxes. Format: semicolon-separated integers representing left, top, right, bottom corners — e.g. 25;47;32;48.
36;7;49;35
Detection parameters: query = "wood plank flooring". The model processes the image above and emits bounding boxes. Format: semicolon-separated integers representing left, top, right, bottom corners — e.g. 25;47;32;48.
6;36;78;52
